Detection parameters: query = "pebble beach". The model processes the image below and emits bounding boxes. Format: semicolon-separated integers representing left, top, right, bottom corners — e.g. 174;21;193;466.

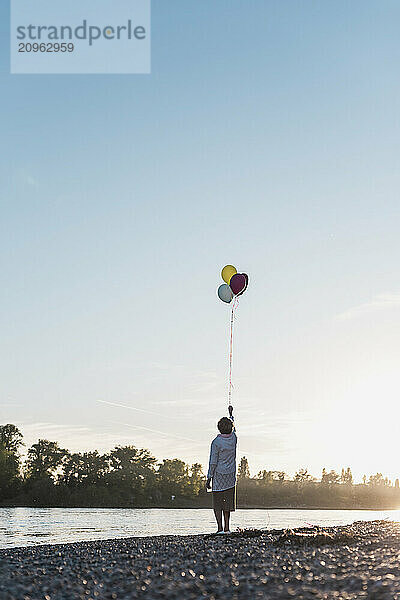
1;520;399;599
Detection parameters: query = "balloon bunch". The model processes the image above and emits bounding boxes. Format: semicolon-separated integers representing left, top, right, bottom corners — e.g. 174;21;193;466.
217;265;249;303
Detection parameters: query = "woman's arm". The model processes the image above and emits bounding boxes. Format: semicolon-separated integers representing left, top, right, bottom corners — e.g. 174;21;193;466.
228;405;236;431
206;440;219;489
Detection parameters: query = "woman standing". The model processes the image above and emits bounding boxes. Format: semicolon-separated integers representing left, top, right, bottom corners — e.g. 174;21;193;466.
206;405;237;534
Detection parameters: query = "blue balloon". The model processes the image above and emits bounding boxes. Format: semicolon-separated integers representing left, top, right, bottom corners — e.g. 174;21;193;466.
217;284;233;303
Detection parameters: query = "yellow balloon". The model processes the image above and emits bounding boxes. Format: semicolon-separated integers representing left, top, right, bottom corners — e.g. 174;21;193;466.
221;265;237;284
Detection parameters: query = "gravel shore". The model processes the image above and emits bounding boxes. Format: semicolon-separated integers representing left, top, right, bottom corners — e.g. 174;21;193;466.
1;520;399;599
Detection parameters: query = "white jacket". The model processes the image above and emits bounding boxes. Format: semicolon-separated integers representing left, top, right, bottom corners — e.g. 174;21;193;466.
207;431;237;479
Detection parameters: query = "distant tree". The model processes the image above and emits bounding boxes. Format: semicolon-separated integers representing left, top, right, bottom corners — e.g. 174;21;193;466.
294;468;315;483
107;446;156;501
368;473;387;487
189;463;204;496
321;469;340;485
0;446;20;499
108;446;155;479
60;452;82;487
61;451;109;487
0;424;23;498
157;459;190;498
329;470;340;484
257;470;286;483
362;474;367;485
0;424;23;454
25;439;67;480
257;470;273;483
342;467;353;486
238;456;250;480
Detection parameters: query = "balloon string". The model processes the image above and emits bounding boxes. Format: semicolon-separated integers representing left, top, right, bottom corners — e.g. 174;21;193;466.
228;296;239;407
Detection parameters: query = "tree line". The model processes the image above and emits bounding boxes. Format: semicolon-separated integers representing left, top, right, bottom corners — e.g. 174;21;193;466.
1;424;399;509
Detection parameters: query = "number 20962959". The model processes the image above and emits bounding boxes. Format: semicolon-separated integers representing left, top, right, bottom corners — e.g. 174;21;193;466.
18;43;75;53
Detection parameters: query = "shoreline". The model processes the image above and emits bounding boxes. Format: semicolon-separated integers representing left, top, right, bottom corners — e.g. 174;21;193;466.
2;504;399;511
1;520;400;599
0;516;395;551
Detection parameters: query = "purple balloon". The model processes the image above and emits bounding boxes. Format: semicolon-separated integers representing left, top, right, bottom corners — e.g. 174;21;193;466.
237;273;249;296
230;273;247;296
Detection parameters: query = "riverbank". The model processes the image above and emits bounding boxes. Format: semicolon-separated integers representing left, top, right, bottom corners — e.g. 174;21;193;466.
0;520;399;599
3;502;400;510
3;479;400;511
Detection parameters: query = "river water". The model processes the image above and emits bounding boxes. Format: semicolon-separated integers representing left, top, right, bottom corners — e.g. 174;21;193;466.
1;507;399;549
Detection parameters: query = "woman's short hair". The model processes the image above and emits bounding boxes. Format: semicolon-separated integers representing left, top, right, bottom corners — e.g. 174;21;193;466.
218;417;233;434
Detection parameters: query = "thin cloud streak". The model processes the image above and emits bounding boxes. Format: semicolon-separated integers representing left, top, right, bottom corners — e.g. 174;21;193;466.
19;422;91;433
97;398;210;417
97;399;166;417
335;293;400;321
111;421;203;445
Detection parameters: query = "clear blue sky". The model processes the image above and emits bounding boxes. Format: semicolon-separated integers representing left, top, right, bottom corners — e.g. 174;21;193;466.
1;0;400;481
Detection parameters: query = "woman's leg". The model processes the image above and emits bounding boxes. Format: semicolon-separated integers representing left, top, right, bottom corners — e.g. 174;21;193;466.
213;508;223;532
223;510;230;532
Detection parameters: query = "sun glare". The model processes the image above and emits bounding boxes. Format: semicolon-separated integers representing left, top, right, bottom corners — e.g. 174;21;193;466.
324;371;400;483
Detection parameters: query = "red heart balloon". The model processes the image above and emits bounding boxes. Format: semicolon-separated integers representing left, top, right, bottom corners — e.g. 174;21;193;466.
230;273;247;295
